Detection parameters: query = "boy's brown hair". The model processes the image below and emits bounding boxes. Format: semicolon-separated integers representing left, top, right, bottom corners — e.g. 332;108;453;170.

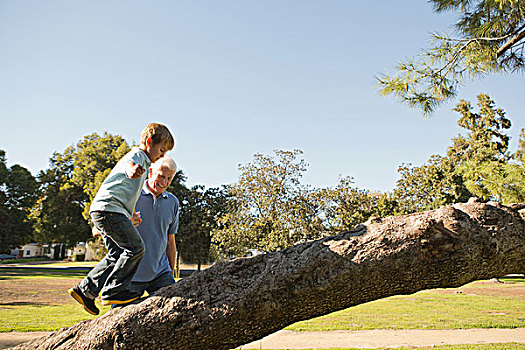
140;123;175;150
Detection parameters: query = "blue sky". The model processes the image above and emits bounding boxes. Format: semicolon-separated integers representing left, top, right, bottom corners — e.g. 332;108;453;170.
1;1;523;192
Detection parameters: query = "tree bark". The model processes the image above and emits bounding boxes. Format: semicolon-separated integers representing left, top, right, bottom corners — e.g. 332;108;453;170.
14;199;525;350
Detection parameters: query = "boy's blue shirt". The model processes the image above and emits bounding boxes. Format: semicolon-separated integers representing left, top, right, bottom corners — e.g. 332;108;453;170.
132;184;179;282
90;147;151;218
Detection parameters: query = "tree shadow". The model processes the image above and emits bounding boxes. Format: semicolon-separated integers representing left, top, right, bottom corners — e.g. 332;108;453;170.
0;301;49;306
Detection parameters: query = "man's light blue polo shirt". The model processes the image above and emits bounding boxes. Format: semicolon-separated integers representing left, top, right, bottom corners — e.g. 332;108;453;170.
132;184;180;282
90;147;151;218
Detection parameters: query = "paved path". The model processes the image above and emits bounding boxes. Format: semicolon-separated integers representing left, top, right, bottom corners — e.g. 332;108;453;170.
1;329;524;349
241;329;525;349
0;332;50;349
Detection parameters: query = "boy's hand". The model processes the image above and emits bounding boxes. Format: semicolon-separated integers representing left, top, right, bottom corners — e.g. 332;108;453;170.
131;210;142;227
126;162;146;179
92;226;102;237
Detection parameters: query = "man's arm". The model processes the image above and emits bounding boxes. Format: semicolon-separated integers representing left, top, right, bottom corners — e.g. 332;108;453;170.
166;234;176;277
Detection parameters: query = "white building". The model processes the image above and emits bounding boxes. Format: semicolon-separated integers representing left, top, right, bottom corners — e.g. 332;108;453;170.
42;243;66;260
19;243;43;258
15;243;67;260
67;242;96;261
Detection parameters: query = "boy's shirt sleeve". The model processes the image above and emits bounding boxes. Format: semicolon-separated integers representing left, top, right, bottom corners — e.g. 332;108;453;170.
130;149;151;169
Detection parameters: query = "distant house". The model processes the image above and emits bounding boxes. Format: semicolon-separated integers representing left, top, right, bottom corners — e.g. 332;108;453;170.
19;243;43;258
67;242;96;261
15;243;67;260
42;243;66;260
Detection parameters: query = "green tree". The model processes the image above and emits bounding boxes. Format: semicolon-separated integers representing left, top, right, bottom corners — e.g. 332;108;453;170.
164;170;228;268
460;159;525;203
394;93;523;209
448;94;521;202
448;94;511;164
378;0;525;113
319;176;400;230
32;153;91;245
515;128;525;164
0;150;38;252
178;185;228;268
32;133;129;245
503;130;525;202
375;191;401;218
0;153;9;253
289;187;326;241
394;155;471;213
65;132;130;220
212;150;326;257
318;176;375;231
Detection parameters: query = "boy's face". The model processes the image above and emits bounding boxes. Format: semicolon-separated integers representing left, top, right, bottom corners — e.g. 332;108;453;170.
144;139;169;162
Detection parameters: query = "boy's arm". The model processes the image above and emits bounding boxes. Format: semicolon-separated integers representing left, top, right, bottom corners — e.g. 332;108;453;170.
130;210;142;227
125;161;146;179
92;226;102;237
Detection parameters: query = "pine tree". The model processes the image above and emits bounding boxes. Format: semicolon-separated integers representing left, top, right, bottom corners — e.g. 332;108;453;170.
378;0;525;113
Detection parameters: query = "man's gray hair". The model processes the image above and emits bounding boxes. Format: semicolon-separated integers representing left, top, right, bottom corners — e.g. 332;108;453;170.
151;155;177;172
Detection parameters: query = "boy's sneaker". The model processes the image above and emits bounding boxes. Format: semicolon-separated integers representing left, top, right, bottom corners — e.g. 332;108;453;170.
111;296;146;309
101;291;142;306
68;285;99;315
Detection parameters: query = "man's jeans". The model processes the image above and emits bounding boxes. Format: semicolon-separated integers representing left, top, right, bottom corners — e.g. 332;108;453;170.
111;270;176;309
130;270;175;296
79;211;145;299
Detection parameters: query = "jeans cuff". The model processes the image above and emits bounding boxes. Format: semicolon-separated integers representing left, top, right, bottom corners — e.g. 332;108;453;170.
80;285;97;300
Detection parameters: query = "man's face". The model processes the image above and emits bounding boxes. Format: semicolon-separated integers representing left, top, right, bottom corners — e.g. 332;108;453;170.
147;165;176;197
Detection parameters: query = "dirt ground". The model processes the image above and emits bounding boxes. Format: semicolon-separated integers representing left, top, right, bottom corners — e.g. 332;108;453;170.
0;279;524;349
0;279;81;306
434;279;525;298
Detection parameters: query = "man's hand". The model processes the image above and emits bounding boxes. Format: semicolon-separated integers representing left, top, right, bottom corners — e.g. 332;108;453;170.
131;210;142;227
126;162;146;179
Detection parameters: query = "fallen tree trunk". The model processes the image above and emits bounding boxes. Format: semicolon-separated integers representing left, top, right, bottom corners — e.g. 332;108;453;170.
15;199;525;350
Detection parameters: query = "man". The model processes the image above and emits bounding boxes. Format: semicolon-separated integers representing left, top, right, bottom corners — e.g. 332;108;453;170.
129;155;180;296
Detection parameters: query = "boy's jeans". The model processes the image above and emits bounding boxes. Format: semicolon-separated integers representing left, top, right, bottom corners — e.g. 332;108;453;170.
79;211;145;300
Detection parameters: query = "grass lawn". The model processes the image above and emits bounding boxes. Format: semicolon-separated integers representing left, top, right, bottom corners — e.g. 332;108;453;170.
0;258;50;265
0;303;111;332
286;277;525;331
0;269;87;280
0;269;110;332
0;259;97;267
30;261;98;267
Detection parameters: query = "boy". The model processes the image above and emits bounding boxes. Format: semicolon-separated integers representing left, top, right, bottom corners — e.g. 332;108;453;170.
69;123;174;315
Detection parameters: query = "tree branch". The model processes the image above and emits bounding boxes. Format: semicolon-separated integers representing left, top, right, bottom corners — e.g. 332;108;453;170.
15;199;525;350
497;25;525;58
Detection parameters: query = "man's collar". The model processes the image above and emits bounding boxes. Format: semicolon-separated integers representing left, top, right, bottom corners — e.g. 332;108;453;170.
142;182;168;198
